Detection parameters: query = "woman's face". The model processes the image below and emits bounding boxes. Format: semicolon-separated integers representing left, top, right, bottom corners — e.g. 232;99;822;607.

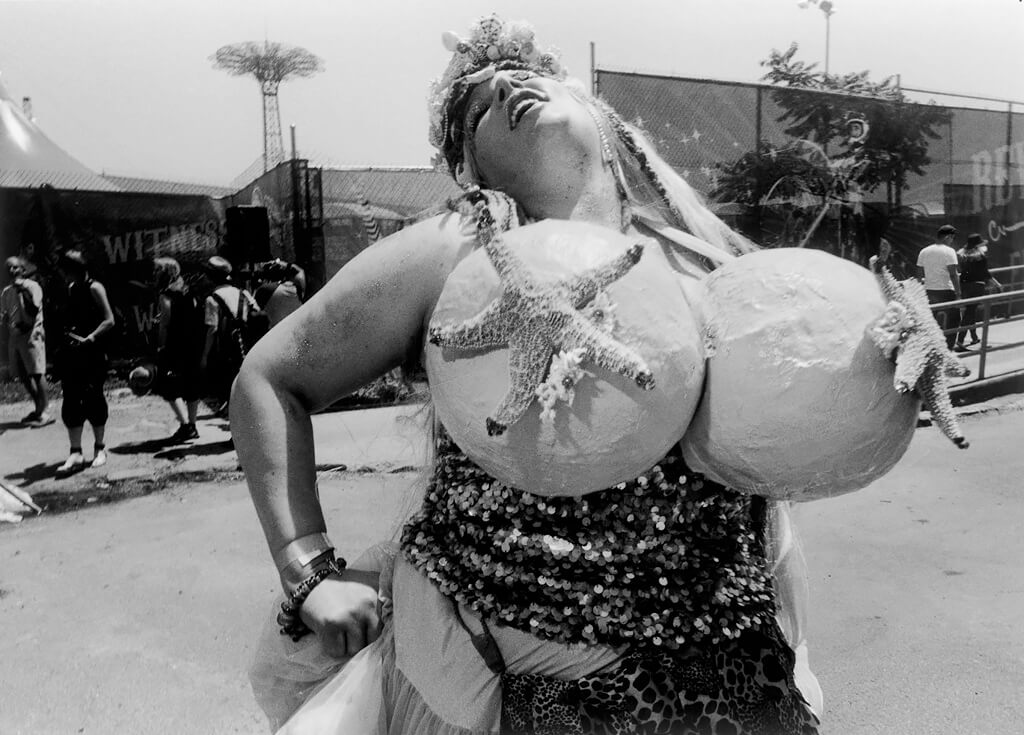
461;71;602;200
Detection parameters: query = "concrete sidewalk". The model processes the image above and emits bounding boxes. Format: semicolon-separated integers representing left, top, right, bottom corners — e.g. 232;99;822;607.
0;389;429;511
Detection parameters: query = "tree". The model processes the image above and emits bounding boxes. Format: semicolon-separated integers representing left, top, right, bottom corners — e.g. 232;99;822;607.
759;43;950;213
211;42;324;172
712;141;833;248
713;44;950;256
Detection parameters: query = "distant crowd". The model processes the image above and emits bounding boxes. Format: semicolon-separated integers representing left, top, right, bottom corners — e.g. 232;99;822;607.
904;224;1003;351
1;252;305;477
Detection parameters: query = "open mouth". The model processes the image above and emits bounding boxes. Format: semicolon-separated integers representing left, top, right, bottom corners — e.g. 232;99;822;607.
507;91;547;131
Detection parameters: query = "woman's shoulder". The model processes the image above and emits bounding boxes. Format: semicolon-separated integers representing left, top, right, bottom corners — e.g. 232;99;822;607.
365;207;480;277
87;279;109;296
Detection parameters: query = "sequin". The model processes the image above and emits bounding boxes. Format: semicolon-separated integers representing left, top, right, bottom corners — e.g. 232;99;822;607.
400;429;776;650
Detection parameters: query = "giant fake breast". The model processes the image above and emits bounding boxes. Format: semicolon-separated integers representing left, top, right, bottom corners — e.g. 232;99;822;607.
680;248;921;501
425;220;705;496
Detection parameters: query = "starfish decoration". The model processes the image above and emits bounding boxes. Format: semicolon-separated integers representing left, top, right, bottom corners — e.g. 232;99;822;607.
429;234;655;436
867;260;971;448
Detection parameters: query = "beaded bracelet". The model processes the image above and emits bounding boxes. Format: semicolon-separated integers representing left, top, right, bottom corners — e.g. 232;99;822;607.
277;556;348;641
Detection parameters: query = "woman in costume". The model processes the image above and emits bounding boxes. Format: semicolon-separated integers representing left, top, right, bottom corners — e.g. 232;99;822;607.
237;15;822;734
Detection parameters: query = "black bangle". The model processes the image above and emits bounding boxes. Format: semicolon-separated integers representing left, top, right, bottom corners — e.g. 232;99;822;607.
276;556;348;641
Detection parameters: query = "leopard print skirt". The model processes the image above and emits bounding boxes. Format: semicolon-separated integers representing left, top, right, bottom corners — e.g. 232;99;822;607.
501;624;819;735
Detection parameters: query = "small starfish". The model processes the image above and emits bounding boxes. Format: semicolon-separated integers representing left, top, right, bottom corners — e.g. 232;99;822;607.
429;234;655;436
867;261;970;448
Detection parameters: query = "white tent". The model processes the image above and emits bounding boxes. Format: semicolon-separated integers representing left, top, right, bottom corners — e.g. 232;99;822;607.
0;74;118;191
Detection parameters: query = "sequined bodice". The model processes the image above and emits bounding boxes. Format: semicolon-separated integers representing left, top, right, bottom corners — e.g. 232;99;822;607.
401;431;778;651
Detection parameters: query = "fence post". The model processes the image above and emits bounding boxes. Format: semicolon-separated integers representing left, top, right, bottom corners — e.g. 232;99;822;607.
979;300;991;380
590;42;598;97
1006;103;1014;203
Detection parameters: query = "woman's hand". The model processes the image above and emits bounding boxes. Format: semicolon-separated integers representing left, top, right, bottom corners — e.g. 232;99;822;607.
300;568;382;659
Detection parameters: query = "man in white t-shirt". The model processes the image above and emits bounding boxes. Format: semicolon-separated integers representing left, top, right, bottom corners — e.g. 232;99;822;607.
916;224;963;350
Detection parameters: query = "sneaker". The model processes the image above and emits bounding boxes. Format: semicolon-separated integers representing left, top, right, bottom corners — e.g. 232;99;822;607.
20;411;39;423
56;452;86;476
91;449;108;468
953;344;970;353
168;423;199;443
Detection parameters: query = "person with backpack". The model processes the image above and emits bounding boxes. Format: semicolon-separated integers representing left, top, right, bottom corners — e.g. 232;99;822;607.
253;259;306;328
153;257;206;443
201;255;259;412
1;255;53;427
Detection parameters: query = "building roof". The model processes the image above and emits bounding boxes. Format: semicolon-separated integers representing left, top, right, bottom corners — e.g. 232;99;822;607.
101;175;235;198
0;76;120;192
321;166;462;219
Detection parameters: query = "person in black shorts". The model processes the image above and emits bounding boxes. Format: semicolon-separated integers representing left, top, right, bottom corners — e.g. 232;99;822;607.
152;258;206;443
54;250;115;475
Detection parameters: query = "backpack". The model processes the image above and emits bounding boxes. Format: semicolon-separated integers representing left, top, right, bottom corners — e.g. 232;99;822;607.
207;289;254;401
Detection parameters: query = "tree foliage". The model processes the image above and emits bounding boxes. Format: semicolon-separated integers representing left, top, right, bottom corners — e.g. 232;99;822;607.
210;41;324;87
714;44;950;214
713;142;830;207
760;44;949;202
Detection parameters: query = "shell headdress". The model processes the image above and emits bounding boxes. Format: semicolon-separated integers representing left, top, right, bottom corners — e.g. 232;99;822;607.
428;15;568;175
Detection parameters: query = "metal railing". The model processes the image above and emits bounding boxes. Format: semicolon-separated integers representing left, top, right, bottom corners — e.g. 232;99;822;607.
931;265;1024;387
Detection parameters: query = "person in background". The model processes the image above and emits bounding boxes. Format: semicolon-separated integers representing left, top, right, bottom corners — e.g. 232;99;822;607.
254;259;306;328
152;257;205;443
955;233;1002;348
1;255;53;427
876;235;908;281
202;255;259;410
916;224;964;351
54;250;115;476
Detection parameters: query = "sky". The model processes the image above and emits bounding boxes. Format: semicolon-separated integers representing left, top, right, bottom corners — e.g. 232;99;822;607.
0;0;1021;186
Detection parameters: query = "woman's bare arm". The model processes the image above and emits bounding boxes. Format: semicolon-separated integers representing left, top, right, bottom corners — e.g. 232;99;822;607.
230;212;472;656
86;281;116;341
231;212;470;565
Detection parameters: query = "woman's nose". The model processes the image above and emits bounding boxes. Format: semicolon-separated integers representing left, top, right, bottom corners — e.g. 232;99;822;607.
493;72;521;105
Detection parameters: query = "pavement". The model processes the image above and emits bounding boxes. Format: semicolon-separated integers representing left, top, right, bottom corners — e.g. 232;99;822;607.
947;310;1024;403
1;389;1023;733
0;390;430;515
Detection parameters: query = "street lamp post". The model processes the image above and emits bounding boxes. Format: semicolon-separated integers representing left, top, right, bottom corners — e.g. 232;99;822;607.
798;0;835;74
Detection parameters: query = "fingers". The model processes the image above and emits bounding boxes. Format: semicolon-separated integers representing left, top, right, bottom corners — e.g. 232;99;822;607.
300;576;382;658
319;611;381;658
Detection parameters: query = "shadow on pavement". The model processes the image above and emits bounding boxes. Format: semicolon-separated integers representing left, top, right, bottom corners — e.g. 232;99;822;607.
0;420;34;433
4;460;73;487
154;439;234;461
111;438;176;455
